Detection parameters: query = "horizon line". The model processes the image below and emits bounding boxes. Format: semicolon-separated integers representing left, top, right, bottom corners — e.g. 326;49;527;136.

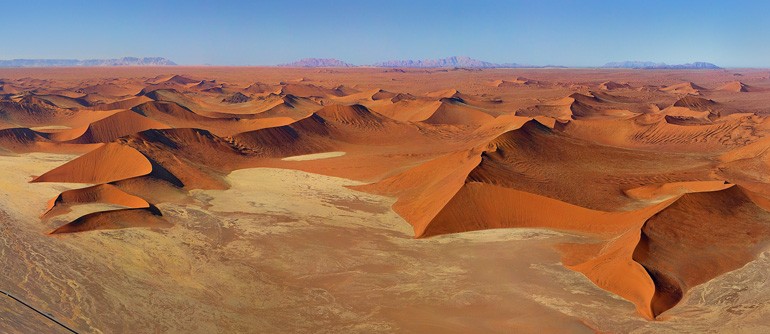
1;56;758;69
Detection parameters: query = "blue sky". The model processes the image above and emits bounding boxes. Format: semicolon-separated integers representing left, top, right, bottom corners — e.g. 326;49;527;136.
2;0;769;67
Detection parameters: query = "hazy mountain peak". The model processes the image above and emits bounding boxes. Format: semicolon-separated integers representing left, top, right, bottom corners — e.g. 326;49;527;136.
374;56;499;68
279;58;354;67
0;57;176;67
603;61;720;69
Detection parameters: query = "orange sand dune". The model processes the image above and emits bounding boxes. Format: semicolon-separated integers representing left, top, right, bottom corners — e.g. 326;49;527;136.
327;88;396;107
31;143;153;184
491;77;547;87
232;114;333;158
599;81;632;90
42;183;152;217
193;79;225;92
89;95;153;111
515;96;574;120
0;127;100;153
372;99;443;122
671;95;719;111
421;99;495;126
717;81;754;93
49;207;168;234
0;83;21;95
370;89;398;101
517;92;653;120
314;103;386;128
232;103;418;158
568;93;639;119
473;114;542;137
118;128;248;189
562;226;658;319
148;74;200;85
242;82;277;94
32;94;91;109
235;103;426;156
427;182;688;319
633;185;770;317
0;96;66;126
466;121;716;209
221;92;252;104
142;88;208;111
561;113;763;151
280;83;346;98
360;118;717;223
425;182;669;237
0;119;15;130
0;127;51;151
424;88;461;99
623;180;733;201
131;100;296;136
660;82;706;95
78;82;142;97
60;110;170;144
716;136;770;197
250;94;321;119
354;149;484;237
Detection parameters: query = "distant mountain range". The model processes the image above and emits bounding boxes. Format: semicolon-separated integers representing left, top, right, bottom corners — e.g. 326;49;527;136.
277;56;720;69
278;58;354;67
0;56;721;69
602;61;721;69
279;56;543;68
373;56;529;68
0;57;176;67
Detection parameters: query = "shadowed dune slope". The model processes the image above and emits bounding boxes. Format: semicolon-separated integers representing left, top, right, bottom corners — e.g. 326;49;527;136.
632;186;770;317
232;113;332;157
0;127;51;151
117;128;248;189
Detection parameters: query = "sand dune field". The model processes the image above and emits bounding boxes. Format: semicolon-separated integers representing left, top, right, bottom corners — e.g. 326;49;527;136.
2;67;770;333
